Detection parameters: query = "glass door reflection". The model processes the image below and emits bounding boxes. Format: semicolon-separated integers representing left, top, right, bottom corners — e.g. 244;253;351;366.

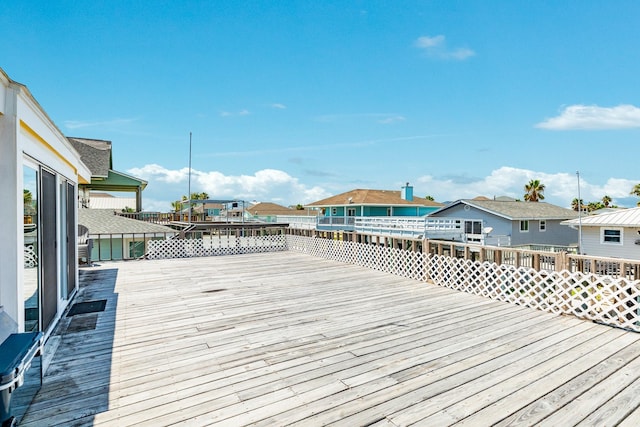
23;165;39;332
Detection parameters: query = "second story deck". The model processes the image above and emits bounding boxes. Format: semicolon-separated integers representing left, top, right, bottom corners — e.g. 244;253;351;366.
316;216;486;242
21;251;640;426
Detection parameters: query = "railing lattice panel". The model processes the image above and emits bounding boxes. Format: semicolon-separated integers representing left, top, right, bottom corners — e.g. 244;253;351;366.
147;235;287;259
286;235;640;332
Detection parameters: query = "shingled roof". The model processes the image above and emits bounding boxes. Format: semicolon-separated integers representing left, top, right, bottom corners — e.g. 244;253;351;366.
79;209;176;235
67;137;112;178
306;189;443;207
247;202;319;216
436;199;580;220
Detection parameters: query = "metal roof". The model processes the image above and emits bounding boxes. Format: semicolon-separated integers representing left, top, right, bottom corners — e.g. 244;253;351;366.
562;207;640;227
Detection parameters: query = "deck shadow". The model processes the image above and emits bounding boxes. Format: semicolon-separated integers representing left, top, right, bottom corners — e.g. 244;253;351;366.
20;267;119;426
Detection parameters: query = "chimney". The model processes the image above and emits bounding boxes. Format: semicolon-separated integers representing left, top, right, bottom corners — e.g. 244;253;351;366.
401;182;413;201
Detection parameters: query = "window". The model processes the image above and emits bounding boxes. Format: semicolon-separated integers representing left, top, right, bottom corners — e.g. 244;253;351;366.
347;208;356;216
331;208;337;216
465;221;482;234
520;220;529;232
602;228;622;244
539;220;546;232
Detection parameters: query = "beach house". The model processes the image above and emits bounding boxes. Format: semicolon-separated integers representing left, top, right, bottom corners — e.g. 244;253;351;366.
306;183;443;232
0;67;91;335
430;199;580;248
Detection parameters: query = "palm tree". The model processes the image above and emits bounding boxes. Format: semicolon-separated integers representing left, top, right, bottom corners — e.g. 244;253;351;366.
602;195;612;207
190;192;209;201
171;200;183;212
524;179;545;202
424;195;435;201
631;184;640;206
571;198;583;212
587;202;602;212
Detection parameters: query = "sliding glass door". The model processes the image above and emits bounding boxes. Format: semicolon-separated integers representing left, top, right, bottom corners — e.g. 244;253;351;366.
23;165;40;332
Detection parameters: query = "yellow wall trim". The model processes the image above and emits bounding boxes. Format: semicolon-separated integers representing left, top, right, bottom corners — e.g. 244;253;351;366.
20;119;78;176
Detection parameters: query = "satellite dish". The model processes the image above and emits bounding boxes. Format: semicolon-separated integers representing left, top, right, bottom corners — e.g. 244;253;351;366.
483;227;493;234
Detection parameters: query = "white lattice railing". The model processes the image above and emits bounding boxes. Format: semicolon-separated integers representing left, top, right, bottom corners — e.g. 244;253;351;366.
142;235;640;331
146;235;287;259
286;235;640;332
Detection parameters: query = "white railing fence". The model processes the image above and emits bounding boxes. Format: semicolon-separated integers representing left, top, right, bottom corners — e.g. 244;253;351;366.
141;234;640;331
286;235;640;332
146;235;287;259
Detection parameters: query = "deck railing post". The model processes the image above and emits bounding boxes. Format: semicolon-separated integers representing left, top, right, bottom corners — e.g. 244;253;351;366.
533;253;540;270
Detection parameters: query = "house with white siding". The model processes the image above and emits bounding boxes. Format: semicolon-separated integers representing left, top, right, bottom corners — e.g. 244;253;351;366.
0;67;91;337
562;207;640;259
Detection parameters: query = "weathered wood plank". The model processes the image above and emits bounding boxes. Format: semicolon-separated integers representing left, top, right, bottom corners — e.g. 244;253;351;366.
19;252;640;427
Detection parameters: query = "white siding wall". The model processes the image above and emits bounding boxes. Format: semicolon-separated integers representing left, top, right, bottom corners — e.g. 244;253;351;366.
0;74;89;332
580;226;640;260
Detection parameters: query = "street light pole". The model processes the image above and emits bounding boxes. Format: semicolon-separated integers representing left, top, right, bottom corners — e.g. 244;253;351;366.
188;132;192;225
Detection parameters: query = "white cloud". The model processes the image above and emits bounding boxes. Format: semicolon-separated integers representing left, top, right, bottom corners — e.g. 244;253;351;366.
271;103;287;109
415;35;475;60
536;104;640;130
129;164;639;212
128;165;331;211
64;117;137;130
378;115;406;124
128;164;189;184
416;166;639;208
314;113;406;123
415;35;445;49
220;109;251;117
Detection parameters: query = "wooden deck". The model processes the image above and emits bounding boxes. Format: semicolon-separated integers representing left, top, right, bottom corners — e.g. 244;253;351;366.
21;251;640;426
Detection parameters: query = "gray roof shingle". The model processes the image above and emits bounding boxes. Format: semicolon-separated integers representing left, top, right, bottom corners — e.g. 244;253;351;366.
437;200;580;220
67;137;112;178
79;209;176;235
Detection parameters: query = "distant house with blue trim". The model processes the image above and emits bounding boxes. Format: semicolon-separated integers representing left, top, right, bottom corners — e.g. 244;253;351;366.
430;198;579;248
306;183;443;231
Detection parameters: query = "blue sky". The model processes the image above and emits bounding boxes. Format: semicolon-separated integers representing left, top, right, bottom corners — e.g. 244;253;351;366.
3;1;640;211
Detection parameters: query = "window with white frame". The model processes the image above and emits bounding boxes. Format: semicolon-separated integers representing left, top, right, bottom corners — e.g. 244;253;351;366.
601;228;623;244
519;220;529;232
331;207;337;216
539;220;546;232
347;207;356;216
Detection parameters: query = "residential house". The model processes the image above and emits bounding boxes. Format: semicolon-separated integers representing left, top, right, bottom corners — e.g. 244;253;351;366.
430;199;580;248
306;183;443;231
562;207;640;259
79;209;177;261
0;67;91;336
68;137;147;212
246;202;320;229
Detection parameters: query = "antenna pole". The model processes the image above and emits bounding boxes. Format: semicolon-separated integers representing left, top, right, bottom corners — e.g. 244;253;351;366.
188;132;192;225
576;171;582;254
